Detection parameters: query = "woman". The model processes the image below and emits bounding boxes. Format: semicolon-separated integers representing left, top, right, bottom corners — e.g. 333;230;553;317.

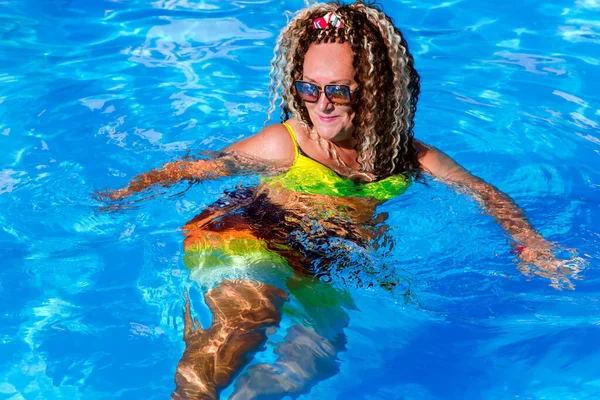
103;2;577;399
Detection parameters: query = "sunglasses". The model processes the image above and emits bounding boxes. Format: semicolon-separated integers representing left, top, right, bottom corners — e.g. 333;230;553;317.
294;80;356;106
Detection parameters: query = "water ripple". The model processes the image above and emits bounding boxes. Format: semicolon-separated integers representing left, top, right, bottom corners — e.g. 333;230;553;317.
1;0;599;398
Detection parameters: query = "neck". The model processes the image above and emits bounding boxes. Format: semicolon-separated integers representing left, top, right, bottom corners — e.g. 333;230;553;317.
325;137;361;171
309;126;356;150
332;136;357;150
303;125;360;169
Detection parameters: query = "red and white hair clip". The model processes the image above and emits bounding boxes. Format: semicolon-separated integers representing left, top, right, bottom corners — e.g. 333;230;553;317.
313;12;344;30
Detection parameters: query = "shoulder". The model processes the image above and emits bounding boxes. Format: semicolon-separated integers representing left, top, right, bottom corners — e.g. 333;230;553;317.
414;139;468;180
256;123;295;148
414;139;438;170
224;123;295;162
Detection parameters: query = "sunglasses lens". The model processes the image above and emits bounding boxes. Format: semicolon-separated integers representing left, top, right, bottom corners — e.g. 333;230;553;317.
325;85;352;105
295;81;319;103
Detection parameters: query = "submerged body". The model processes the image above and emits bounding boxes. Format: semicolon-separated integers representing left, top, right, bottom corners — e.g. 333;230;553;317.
177;189;389;399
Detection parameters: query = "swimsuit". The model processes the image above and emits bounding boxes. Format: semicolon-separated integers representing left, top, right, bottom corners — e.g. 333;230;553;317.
263;123;410;201
183;123;410;311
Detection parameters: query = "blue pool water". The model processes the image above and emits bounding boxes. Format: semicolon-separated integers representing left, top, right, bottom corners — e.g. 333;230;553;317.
1;0;600;398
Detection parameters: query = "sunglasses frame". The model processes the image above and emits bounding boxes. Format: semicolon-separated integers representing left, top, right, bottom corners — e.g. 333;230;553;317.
293;80;357;106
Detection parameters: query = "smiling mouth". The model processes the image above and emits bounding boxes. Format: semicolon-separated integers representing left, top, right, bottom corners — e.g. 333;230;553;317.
318;115;338;123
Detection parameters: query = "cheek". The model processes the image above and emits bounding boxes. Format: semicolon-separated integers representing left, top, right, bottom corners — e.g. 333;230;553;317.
345;108;355;124
300;102;315;119
305;103;318;117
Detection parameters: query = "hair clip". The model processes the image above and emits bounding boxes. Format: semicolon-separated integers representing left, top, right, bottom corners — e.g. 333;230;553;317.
313;12;344;30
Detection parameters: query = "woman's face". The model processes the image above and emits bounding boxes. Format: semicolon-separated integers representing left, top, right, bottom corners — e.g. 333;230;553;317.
301;41;358;145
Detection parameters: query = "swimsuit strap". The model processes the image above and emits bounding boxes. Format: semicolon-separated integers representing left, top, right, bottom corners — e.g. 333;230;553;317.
282;122;299;159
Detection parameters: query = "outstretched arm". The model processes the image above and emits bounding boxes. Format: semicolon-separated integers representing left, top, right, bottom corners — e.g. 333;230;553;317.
100;124;296;201
416;141;580;289
101;153;258;201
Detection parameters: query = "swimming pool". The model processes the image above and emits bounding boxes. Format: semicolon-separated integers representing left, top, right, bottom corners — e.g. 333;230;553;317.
1;0;599;398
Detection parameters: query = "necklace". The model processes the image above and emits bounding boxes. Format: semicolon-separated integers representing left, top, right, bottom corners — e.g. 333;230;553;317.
306;127;351;169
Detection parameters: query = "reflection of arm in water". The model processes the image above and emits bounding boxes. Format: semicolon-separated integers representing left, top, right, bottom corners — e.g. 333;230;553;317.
416;140;579;289
102;124;295;200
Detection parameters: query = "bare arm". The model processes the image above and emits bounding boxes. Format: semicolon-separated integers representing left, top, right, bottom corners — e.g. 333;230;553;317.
416;140;580;289
100;124;295;200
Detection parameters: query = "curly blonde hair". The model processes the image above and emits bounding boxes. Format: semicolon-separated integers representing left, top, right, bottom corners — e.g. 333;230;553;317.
266;1;421;181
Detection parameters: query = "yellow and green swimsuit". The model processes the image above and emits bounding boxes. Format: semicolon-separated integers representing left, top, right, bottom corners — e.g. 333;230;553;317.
183;122;410;290
263;123;410;201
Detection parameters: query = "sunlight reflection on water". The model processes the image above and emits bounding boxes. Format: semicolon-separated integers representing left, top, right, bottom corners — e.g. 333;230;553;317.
0;0;599;398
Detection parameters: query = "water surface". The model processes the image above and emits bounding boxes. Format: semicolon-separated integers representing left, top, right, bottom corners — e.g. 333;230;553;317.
1;0;599;399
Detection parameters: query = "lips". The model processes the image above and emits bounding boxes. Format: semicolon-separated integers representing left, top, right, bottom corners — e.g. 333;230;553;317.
318;115;339;123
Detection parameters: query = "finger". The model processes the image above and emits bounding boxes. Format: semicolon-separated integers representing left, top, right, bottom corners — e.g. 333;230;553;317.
535;261;575;291
563;256;586;276
110;188;131;201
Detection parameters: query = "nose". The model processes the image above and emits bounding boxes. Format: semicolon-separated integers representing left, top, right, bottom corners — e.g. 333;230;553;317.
316;90;335;112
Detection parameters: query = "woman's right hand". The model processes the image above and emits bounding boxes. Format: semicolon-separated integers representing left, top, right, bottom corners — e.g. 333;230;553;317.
101;187;132;201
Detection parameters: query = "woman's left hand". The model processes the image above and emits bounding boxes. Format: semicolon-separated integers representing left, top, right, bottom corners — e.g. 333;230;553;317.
513;234;583;290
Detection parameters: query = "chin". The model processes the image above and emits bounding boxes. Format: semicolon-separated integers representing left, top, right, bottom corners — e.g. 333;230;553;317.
314;124;341;140
310;119;348;141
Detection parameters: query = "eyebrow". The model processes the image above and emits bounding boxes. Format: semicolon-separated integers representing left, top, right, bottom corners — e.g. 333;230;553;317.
303;76;353;85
